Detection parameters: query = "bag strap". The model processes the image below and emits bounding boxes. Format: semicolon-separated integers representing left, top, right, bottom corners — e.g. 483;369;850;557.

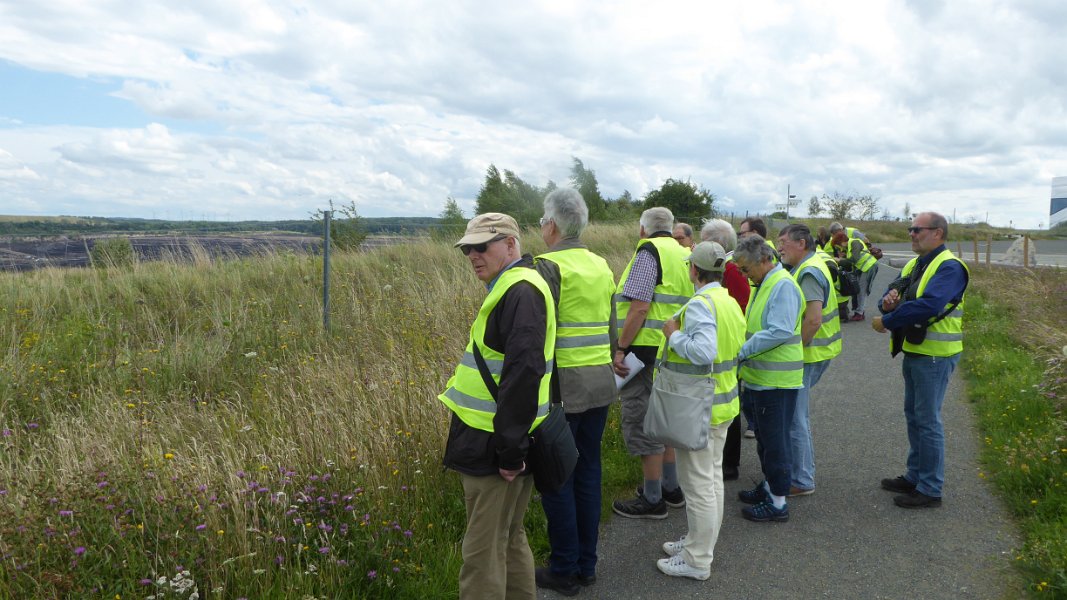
470;342;499;402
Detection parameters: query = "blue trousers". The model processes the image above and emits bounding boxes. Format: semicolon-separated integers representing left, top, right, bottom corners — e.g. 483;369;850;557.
743;387;798;497
902;353;959;497
540;405;609;579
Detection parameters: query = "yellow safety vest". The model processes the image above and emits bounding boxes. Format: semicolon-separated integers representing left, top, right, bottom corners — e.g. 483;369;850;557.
846;236;877;272
537;247;615;368
740;267;804;388
792;252;842;363
899;250;968;357
438;267;556;432
615;237;693;348
659;286;746;425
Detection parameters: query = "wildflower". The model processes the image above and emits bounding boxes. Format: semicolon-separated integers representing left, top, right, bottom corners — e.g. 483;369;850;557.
97;481;109;489
26;423;38;430
216;529;225;535
403;530;413;538
139;579;152;586
196;524;207;531
59;510;73;517
73;546;86;556
367;570;377;580
244;351;257;358
164;453;174;460
318;547;330;554
2;429;12;436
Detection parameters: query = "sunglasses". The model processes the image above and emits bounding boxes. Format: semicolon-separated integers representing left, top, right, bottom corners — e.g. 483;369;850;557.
906;226;938;234
460;235;505;256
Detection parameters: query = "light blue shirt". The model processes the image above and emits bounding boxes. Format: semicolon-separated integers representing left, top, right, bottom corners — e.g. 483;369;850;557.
487;257;524;292
667;282;719;366
791;250;832;305
739;264;803;389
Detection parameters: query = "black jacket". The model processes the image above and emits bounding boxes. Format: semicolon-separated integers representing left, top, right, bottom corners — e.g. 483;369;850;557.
442;255;549;476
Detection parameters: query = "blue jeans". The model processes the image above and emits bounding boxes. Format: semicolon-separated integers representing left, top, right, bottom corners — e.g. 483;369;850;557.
902;353;959;498
742;387;798;497
790;360;830;490
540;405;608;579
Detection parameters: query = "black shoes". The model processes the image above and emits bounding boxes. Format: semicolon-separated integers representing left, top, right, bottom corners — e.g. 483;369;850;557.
613;492;668;519
881;476;917;494
894;490;942;509
535;567;580;596
738;481;769;505
723;465;739;481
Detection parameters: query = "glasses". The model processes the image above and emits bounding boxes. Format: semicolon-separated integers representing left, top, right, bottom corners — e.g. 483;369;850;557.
906;226;938;234
460;235;505;256
539;216;552;227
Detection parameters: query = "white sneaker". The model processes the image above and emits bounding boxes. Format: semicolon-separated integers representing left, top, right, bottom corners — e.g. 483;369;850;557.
662;535;687;557
656;554;710;580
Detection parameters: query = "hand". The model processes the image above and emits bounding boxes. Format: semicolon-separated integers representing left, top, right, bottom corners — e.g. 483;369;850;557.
612;350;630;377
882;289;900;312
662;318;679;339
872;316;887;333
499;462;524;482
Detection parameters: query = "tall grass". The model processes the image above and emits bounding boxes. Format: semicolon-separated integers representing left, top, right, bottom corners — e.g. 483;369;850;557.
0;226;642;599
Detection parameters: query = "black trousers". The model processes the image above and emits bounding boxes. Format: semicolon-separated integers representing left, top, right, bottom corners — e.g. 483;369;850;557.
723;416;741;468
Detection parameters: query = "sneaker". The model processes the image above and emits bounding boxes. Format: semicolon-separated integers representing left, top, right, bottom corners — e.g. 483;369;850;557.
741;499;790;522
613;493;668;520
743;428;756;439
881;476;917;494
577;573;596;587
637;485;685;508
738;481;769;505
723;465;740;481
662;535;687;557
788;485;814;497
849;312;866;321
656;554;710;581
535;567;579;597
894;490;942;509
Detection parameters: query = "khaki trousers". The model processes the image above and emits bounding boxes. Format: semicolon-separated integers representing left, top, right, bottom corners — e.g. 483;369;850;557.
674;420;730;570
459;473;536;600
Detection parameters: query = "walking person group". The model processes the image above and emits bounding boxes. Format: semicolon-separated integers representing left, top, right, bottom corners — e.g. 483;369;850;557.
435;193;968;597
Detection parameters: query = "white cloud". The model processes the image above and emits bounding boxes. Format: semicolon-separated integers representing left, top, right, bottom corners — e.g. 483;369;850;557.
0;0;1063;226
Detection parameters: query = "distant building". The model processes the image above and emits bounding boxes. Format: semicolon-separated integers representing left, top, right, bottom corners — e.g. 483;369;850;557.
1053;177;1067;228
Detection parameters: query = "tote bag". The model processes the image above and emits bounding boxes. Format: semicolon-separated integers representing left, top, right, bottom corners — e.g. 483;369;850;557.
643;343;715;451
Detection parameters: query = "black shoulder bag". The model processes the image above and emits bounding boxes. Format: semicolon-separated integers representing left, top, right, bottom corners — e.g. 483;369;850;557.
471;342;577;494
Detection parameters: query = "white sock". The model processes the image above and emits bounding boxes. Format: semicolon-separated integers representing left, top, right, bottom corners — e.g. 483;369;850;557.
770;493;786;509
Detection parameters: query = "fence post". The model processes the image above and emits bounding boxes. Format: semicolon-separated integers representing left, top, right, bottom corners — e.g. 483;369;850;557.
956;239;963;258
985;234;991;266
973;232;979;262
1023;234;1029;268
323;210;332;332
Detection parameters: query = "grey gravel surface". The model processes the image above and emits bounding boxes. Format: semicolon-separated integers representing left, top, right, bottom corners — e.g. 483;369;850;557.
539;263;1021;600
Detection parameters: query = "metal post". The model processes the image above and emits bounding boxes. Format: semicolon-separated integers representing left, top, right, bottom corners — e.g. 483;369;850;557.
323;210;332;332
986;235;991;266
973;232;979;262
785;184;790;221
1023;235;1029;268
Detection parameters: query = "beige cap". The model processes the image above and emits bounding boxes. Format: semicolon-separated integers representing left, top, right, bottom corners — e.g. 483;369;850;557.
454;212;521;247
688;241;727;272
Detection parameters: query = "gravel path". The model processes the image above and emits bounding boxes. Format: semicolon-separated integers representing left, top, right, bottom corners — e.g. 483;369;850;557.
540;263;1021;599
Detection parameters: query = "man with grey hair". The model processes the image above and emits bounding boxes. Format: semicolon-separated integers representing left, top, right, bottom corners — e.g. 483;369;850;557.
700;218;749;480
612;207;694;519
732;234;804;522
673;222;694;248
776;224;842;497
534;188;617;594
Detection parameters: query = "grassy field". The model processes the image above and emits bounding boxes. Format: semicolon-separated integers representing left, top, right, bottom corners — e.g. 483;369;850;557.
0;223;1062;598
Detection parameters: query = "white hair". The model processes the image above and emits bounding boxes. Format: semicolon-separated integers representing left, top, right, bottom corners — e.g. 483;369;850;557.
640;207;674;234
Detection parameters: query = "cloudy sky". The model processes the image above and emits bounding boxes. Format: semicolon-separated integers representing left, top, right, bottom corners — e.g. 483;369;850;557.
1;0;1064;228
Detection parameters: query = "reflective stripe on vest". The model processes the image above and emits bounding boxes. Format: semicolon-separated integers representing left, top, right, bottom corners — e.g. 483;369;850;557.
792;252;842;362
740;267;804;388
537;248;615;368
657;286;745;425
899;250;968;357
615;237;693;348
438;267;556;432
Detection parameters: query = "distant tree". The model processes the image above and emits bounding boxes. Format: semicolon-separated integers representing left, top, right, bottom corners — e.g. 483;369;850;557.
857;195;880;220
642;178;715;222
312;199;367;251
823;192;858;220
474;165;513;216
90;237;136;269
436;196;466;241
902;202;912;220
807;195;822;217
570;157;607;221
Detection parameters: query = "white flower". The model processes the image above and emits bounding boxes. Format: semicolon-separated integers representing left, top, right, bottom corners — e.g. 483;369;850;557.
244;351;258;358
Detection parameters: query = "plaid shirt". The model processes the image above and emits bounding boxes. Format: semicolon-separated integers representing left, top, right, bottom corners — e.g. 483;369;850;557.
620;247;658;303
